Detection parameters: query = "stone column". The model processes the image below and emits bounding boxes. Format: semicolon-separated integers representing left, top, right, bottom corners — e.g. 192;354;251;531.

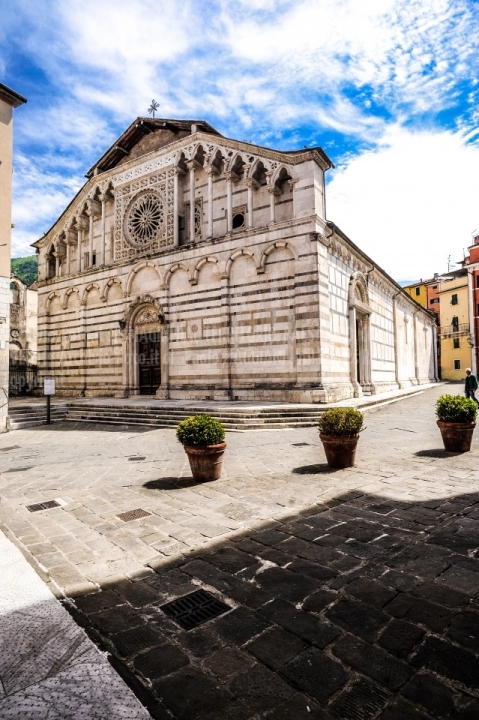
99;194;107;266
349;305;361;397
267;185;280;223
86;199;101;267
66;244;70;277
54;252;59;277
413;311;419;384
289;178;298;217
224;171;234;234
186;160;199;243
392;296;400;387
204;165;218;238
75;218;86;273
173;169;180;246
245;178;259;229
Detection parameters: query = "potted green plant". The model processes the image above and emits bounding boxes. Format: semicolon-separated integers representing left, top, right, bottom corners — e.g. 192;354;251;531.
176;414;226;481
436;394;477;452
318;407;364;468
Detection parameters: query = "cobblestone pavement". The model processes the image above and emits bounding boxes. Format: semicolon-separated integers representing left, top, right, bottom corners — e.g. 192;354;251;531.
2;383;479;718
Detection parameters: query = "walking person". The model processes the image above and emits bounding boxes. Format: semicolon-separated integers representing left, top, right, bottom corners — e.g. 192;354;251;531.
464;368;479;404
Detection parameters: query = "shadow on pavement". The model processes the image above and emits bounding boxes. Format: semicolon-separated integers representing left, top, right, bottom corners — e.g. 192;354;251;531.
143;477;203;491
58;487;479;720
292;463;337;474
415;449;460;459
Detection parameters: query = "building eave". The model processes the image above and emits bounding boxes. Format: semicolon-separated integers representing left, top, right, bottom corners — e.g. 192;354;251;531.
0;82;27;108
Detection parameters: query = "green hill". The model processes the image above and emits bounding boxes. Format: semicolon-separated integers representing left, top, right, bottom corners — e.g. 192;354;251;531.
11;255;38;286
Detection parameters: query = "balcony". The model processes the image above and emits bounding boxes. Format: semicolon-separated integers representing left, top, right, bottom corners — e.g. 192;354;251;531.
438;323;470;337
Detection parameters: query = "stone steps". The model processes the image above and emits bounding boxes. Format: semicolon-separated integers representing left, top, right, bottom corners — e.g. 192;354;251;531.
64;405;320;430
9;405;69;429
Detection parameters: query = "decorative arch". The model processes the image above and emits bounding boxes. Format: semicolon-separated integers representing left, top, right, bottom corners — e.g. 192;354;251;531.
225;249;257;278
190;256;219;285
81;283;103;306
46;291;61;313
349;271;371;311
62;287;80;309
249;158;268;186
257;241;296;274
126;261;163;296
103;277;125;302
165;262;191;288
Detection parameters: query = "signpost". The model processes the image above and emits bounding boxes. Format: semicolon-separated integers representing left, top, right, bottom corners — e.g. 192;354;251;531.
43;377;55;425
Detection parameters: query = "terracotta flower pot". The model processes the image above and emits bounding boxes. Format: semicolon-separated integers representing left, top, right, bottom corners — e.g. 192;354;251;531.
437;421;476;453
319;433;359;468
183;441;227;481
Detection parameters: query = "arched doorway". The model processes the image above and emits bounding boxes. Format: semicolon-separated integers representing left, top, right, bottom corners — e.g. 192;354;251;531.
349;272;375;396
120;295;166;396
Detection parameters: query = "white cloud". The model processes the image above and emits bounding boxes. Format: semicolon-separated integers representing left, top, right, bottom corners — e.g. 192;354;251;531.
326;127;479;280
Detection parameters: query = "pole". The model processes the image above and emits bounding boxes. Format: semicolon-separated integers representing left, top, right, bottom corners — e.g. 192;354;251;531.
46;395;51;425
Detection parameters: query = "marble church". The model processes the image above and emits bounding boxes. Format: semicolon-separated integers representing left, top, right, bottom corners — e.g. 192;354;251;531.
33;118;437;402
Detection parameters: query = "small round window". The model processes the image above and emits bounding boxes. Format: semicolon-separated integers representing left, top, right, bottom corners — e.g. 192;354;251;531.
232;212;245;229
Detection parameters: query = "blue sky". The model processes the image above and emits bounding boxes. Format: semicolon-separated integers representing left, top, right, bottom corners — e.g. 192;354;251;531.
1;0;478;280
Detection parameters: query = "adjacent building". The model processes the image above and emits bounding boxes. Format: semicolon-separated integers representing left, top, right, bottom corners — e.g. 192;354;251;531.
0;82;26;427
33;117;437;402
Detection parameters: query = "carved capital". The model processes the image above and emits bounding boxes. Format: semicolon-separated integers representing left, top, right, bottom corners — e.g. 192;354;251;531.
245;178;260;190
204;164;219;177
86;199;102;217
186;159;201;172
224;170;239;182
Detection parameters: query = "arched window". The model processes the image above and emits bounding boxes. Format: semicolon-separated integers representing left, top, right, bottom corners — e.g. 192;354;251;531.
10;282;20;304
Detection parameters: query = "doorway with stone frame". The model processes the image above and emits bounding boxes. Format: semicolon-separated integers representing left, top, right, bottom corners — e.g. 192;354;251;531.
349;272;375;397
120;295;167;397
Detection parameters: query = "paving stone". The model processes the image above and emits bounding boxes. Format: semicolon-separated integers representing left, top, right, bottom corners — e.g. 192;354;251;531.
346;577;398;608
207;547;258;574
384;592;421;618
378;619;425;658
228;664;295;713
262;693;333;719
111;625;166;657
436;565;479;595
134;641;190;681
279;647;348;703
73;589;126;614
412;580;470;608
403;598;454;633
245;626;306;670
114;579;161;607
333;634;412;690
285;557;338;582
326;597;390;642
202;647;255;681
201;700;252;720
212;606;271;646
175;625;225;659
250;529;291;546
181;559;242;594
227;581;272;609
401;671;459;718
411;636;479;690
258;598;340;648
254;566;320;604
447;609;479;650
302;588;338;612
379;699;434;720
154;667;233;719
329;678;390;719
89;605;146;635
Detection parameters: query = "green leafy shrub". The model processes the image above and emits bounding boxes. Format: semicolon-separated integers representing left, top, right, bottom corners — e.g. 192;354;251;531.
176;414;225;446
436;394;478;423
318;407;364;436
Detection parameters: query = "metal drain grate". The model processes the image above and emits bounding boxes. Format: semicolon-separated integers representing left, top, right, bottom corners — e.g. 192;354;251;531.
292;442;311;447
27;500;60;513
128;456;146;462
117;508;151;522
161;589;230;630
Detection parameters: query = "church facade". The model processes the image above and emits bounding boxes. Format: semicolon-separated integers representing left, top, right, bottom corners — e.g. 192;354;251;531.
33;118;437;403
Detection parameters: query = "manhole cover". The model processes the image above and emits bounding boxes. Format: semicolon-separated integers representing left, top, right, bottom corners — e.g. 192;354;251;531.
161;589;230;630
292;443;311;447
117;508;151;522
128;456;146;462
27;500;60;513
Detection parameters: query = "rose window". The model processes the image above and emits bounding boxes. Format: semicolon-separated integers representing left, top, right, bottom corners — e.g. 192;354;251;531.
125;191;164;248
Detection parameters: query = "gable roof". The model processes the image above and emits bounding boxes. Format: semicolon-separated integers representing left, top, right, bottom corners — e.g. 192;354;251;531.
86;117;222;178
